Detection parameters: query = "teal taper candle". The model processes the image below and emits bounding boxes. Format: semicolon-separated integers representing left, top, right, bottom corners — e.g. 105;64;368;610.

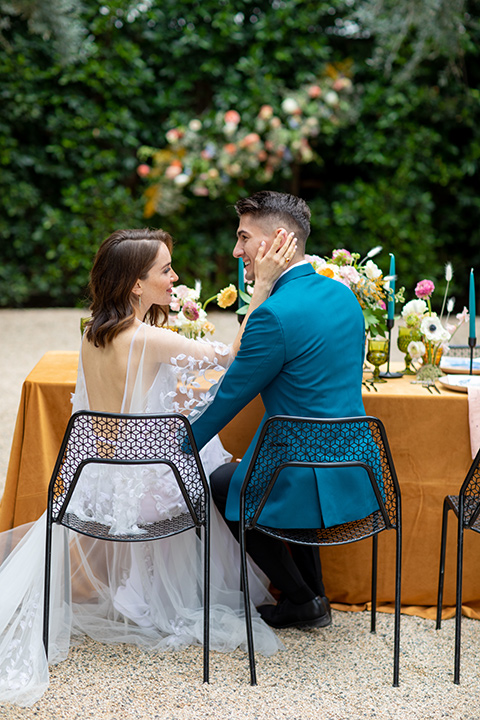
470;268;476;339
387;253;395;320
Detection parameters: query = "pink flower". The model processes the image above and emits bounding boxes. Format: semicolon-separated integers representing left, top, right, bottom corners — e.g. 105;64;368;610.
224;110;240;125
193;185;209;196
456;306;469;324
137;164;151;177
223;143;237;155
169;298;181;312
379;300;386;310
415;279;435;299
339;265;360;284
239;132;261;148
258;104;273;120
182;301;200;321
165;163;182;179
307;84;322;99
332;248;352;265
165;128;183;143
333;77;352;92
174;285;192;300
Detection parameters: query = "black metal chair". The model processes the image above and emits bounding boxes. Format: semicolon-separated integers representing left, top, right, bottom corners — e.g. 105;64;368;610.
436;447;480;684
239;415;402;687
43;410;211;682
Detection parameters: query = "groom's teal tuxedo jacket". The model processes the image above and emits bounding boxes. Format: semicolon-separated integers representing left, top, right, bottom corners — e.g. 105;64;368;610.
192;263;379;529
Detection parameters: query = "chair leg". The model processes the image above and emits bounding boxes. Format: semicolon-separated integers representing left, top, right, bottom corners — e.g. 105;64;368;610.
240;527;257;686
454;517;465;684
436;499;450;630
393;525;402;687
42;517;53;658
370;534;378;633
203;516;210;684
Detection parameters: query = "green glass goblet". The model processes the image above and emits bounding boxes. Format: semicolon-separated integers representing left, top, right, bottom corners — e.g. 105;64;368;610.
397;327;419;375
366;338;389;383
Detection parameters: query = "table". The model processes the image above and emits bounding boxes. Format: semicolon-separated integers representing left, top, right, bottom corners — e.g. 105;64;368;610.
1;352;480;619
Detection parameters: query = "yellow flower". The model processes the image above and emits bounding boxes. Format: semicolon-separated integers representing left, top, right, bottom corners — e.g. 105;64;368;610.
318;268;334;278
203;321;215;335
217;284;237;308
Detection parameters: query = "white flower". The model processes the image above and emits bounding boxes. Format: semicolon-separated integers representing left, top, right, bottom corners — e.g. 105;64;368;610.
173;284;200;302
456;306;469;324
305;253;324;269
364;260;382;281
325;90;339;106
445;262;453;282
189;119;202;131
339;265;361;284
282;97;300;114
401;299;428;319
366;245;382;259
446;297;455;313
407;340;426;359
420;314;451;343
173;173;190;187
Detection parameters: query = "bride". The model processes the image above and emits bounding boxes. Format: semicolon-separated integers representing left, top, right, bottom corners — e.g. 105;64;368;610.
0;227;297;707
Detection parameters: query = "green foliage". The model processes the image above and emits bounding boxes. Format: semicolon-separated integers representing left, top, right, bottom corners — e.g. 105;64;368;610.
0;0;87;62
0;0;479;309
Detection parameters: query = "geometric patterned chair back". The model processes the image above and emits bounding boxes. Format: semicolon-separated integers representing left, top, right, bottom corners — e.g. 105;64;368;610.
47;411;209;541
241;415;400;546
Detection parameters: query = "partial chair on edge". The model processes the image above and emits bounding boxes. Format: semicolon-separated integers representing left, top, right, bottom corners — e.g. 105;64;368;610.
239;415;402;687
42;410;210;682
436;446;480;684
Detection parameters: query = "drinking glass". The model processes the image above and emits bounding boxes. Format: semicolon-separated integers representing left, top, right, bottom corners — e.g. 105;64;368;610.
397;327;419;375
366;338;389;383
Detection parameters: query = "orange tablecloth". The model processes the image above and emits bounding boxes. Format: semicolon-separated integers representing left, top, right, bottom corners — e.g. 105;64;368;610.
1;352;479;618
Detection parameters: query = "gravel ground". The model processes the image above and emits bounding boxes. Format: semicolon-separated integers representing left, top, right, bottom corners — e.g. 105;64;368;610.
0;309;478;719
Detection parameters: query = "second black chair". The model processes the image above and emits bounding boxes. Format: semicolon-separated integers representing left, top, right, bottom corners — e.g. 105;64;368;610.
239;415;402;687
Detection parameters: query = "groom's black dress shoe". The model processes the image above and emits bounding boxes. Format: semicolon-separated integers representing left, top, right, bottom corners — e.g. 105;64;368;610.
257;595;332;629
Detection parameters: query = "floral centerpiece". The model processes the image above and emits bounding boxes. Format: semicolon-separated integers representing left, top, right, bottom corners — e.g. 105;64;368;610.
305;247;404;338
169;283;237;339
137;67;355;217
400;265;469;380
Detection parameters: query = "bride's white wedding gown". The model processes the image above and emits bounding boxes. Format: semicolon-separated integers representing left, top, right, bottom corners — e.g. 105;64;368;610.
0;323;282;707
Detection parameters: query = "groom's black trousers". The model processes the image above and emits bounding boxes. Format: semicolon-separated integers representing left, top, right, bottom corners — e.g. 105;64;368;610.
210;462;326;605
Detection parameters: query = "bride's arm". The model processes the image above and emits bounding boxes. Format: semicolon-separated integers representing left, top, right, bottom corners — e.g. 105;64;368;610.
147;231;296;370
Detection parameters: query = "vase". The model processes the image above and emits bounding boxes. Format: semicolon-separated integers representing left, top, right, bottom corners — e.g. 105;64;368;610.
416;341;444;381
397;327;420;375
422;341;443;366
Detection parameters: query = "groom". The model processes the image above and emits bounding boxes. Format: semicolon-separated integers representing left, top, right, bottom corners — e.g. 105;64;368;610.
191;190;378;629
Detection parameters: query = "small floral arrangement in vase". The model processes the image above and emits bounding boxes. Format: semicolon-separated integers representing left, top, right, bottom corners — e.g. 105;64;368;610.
306;247;404;338
400;264;469;381
169;283;237;339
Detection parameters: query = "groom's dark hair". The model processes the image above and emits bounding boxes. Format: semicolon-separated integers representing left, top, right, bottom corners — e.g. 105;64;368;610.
234;191;311;246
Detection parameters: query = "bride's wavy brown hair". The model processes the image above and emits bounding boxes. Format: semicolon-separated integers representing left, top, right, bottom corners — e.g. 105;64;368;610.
86;228;174;348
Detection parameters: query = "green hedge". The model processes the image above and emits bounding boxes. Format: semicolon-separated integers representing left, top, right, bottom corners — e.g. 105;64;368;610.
0;0;479;309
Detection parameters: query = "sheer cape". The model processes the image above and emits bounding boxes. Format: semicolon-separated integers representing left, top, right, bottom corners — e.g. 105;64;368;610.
0;323;282;708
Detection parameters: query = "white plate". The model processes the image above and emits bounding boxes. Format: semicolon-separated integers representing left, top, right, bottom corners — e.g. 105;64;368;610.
439;356;480;375
438;374;480;393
